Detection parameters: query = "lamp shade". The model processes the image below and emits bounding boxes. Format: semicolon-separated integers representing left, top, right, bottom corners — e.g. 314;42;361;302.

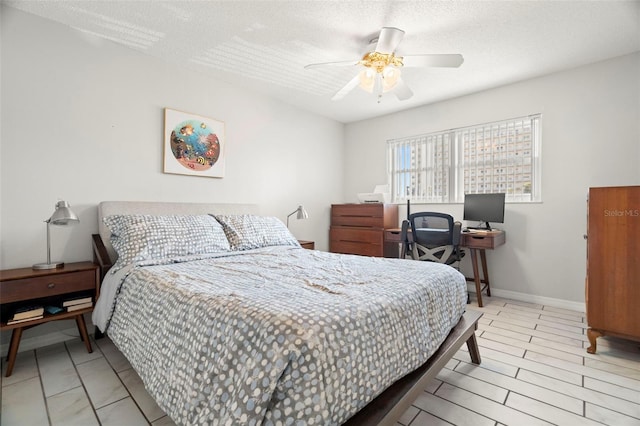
49;200;79;225
296;205;309;220
287;205;309;227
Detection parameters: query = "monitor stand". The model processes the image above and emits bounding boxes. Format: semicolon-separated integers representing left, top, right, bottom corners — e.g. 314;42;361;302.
467;222;492;231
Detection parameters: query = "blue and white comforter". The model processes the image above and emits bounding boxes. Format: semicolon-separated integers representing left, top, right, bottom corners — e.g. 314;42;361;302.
93;246;467;425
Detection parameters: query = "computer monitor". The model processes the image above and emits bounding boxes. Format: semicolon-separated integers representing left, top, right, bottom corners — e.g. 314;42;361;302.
463;193;505;230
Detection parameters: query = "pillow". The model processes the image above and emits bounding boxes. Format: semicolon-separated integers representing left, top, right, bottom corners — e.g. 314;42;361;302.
213;214;300;251
103;214;231;272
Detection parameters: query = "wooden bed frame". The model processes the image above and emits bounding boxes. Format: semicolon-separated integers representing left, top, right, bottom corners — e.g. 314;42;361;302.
91;201;482;426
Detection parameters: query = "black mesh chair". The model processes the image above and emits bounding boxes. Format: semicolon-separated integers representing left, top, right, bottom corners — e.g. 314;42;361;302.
400;212;465;266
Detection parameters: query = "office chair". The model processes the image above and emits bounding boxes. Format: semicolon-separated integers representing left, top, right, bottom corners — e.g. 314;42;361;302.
400;212;465;267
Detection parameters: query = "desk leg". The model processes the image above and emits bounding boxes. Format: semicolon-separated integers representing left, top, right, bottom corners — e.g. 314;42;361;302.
480;249;491;296
5;327;23;377
470;248;484;307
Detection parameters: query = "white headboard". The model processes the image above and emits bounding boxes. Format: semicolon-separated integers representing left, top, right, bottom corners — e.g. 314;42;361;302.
98;201;260;263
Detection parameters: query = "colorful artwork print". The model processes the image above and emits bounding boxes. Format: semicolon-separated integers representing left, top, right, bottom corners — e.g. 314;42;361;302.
170;120;220;171
163;109;225;178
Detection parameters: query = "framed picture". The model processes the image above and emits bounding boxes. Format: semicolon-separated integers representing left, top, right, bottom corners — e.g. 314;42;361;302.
163;108;225;178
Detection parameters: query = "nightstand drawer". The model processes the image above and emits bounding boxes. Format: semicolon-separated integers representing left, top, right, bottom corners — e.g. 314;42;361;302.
298;240;315;250
0;270;95;303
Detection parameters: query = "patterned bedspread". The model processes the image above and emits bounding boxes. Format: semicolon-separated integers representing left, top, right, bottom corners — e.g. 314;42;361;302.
98;246;467;425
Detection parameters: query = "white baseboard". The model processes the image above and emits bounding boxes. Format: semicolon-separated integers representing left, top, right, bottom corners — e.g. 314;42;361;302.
470;286;585;312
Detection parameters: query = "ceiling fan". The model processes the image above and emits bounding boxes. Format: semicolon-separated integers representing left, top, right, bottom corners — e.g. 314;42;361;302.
305;27;463;102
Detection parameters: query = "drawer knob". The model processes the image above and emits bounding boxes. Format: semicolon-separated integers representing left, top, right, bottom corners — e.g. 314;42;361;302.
48;283;55;289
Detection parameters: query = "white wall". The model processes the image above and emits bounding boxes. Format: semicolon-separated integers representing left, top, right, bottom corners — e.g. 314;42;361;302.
0;6;344;269
344;52;640;305
0;7;344;348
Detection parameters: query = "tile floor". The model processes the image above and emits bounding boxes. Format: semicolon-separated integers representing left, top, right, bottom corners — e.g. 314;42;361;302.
1;296;639;425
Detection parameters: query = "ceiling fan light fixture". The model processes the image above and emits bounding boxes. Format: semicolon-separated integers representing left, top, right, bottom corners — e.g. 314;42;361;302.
306;26;462;102
358;65;400;95
358;68;376;93
381;66;401;92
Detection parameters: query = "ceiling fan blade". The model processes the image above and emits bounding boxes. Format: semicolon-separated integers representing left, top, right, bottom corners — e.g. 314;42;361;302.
304;60;359;69
402;54;464;68
331;74;361;101
394;78;413;101
375;27;405;54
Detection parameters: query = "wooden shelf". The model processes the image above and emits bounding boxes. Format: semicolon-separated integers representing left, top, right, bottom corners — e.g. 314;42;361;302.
0;307;93;331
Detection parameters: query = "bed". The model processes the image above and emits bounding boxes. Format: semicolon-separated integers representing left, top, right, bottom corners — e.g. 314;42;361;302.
91;201;482;426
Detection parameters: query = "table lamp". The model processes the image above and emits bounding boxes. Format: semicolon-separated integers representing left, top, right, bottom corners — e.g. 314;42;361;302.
33;200;80;270
286;205;309;227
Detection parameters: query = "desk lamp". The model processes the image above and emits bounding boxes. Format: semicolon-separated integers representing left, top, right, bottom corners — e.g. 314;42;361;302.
286;205;309;227
33;200;80;270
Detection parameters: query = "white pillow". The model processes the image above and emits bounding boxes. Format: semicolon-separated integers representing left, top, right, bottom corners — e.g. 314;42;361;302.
213;214;300;251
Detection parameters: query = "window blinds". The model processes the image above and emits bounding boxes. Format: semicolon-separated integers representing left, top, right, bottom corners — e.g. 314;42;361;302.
388;114;541;203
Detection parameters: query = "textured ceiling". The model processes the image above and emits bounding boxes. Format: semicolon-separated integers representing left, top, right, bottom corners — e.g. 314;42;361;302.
5;0;640;123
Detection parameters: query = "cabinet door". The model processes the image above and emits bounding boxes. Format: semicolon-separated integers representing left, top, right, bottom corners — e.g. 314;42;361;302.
587;186;640;338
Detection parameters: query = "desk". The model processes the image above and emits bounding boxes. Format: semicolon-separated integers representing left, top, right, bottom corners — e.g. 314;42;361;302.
460;231;505;307
384;229;506;307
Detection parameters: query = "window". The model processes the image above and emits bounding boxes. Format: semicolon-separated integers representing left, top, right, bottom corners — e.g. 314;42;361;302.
387;114;541;203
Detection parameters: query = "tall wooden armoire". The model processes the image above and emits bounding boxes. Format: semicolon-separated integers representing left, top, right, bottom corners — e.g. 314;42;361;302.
586;186;640;353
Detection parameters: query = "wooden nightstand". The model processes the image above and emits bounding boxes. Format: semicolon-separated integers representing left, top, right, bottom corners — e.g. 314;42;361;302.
0;261;99;377
298;240;315;250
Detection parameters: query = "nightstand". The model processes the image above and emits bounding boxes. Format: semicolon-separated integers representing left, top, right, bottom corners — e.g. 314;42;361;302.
298;240;315;250
0;261;99;377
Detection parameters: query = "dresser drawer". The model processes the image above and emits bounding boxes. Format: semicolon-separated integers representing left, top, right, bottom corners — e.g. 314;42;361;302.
330;241;382;257
330;227;383;256
332;203;384;218
0;270;95;303
330;227;382;245
331;204;397;228
331;215;385;228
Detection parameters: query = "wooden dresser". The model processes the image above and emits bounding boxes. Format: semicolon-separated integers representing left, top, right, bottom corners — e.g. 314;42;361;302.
330;203;398;257
586;186;640;353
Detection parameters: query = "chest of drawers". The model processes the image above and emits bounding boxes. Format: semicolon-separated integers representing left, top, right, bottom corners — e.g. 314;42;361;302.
329;203;398;257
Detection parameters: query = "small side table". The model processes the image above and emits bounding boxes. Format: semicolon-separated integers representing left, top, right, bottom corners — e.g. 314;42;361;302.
460;231;506;307
298;240;315;250
0;262;99;377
